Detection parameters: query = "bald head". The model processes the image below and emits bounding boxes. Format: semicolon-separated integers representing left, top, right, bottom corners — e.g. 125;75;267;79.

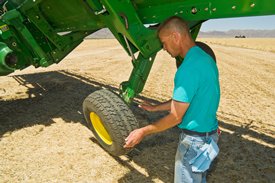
157;16;190;37
157;16;195;58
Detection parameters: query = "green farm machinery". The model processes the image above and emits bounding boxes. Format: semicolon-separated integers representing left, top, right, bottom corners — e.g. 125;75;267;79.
0;0;274;155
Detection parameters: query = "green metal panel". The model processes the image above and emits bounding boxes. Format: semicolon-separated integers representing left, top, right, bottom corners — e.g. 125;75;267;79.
133;0;275;23
0;0;105;75
18;0;105;32
99;0;161;58
0;0;274;101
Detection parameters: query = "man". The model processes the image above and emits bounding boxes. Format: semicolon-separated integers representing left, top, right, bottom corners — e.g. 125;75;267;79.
124;16;220;183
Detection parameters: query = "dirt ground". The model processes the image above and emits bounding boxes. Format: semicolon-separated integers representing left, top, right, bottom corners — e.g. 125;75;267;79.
0;39;274;183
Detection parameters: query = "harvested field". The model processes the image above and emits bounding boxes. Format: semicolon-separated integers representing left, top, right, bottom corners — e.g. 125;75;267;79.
199;38;275;53
0;38;274;183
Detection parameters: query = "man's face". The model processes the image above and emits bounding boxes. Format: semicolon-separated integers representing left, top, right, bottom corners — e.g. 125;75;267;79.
159;30;180;58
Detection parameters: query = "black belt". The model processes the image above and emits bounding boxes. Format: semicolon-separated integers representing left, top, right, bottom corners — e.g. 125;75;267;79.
182;129;217;137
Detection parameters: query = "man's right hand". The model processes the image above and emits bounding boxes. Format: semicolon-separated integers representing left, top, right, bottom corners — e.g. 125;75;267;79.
138;102;156;112
138;99;173;112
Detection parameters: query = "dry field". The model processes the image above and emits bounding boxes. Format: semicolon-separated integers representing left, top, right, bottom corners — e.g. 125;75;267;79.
199;38;275;53
0;38;274;183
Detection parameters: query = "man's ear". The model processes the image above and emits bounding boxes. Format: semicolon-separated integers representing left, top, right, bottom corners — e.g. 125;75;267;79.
172;32;181;44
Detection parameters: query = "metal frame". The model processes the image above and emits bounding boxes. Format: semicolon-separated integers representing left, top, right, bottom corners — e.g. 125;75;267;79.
0;0;274;102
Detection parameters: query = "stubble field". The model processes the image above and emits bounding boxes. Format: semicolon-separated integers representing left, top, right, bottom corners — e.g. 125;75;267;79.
0;38;274;183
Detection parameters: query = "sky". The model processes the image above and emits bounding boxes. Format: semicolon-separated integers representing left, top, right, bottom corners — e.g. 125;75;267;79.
200;15;275;31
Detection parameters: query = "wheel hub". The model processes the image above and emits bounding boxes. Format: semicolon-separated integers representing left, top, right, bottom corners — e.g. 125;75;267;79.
90;112;113;145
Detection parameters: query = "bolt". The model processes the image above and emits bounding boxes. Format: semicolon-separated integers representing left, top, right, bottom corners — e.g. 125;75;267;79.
204;7;209;11
191;7;197;14
232;6;236;10
212;8;217;12
250;3;255;8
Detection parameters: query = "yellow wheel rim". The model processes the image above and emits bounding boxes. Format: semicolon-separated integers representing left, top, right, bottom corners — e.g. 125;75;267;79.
90;112;112;145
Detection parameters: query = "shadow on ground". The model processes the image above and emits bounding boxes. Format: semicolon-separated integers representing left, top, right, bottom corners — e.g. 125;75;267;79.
0;71;274;183
116;117;275;183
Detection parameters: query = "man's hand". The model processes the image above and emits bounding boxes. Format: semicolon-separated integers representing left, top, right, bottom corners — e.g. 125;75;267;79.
138;103;156;112
123;128;145;148
138;99;172;112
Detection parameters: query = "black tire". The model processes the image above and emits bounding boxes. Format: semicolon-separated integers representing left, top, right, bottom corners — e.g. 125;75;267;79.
83;89;139;156
196;41;216;63
176;42;216;68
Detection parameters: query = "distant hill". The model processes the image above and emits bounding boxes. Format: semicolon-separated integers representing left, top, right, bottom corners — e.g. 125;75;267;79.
87;28;275;39
198;29;275;38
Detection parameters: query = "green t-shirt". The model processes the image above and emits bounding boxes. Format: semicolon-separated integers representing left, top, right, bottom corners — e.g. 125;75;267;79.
173;46;220;132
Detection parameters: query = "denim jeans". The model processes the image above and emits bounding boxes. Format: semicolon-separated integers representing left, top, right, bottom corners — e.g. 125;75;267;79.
174;132;219;183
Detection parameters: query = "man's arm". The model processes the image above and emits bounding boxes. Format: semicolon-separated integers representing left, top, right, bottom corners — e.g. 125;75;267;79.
124;100;189;148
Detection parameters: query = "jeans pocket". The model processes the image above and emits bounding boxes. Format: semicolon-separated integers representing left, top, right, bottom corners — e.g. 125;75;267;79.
180;136;204;164
189;139;219;173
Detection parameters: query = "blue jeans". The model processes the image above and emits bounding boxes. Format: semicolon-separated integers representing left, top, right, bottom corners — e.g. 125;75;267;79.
174;132;219;183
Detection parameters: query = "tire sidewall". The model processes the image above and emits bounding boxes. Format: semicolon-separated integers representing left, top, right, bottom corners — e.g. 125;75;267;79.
83;99;121;154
